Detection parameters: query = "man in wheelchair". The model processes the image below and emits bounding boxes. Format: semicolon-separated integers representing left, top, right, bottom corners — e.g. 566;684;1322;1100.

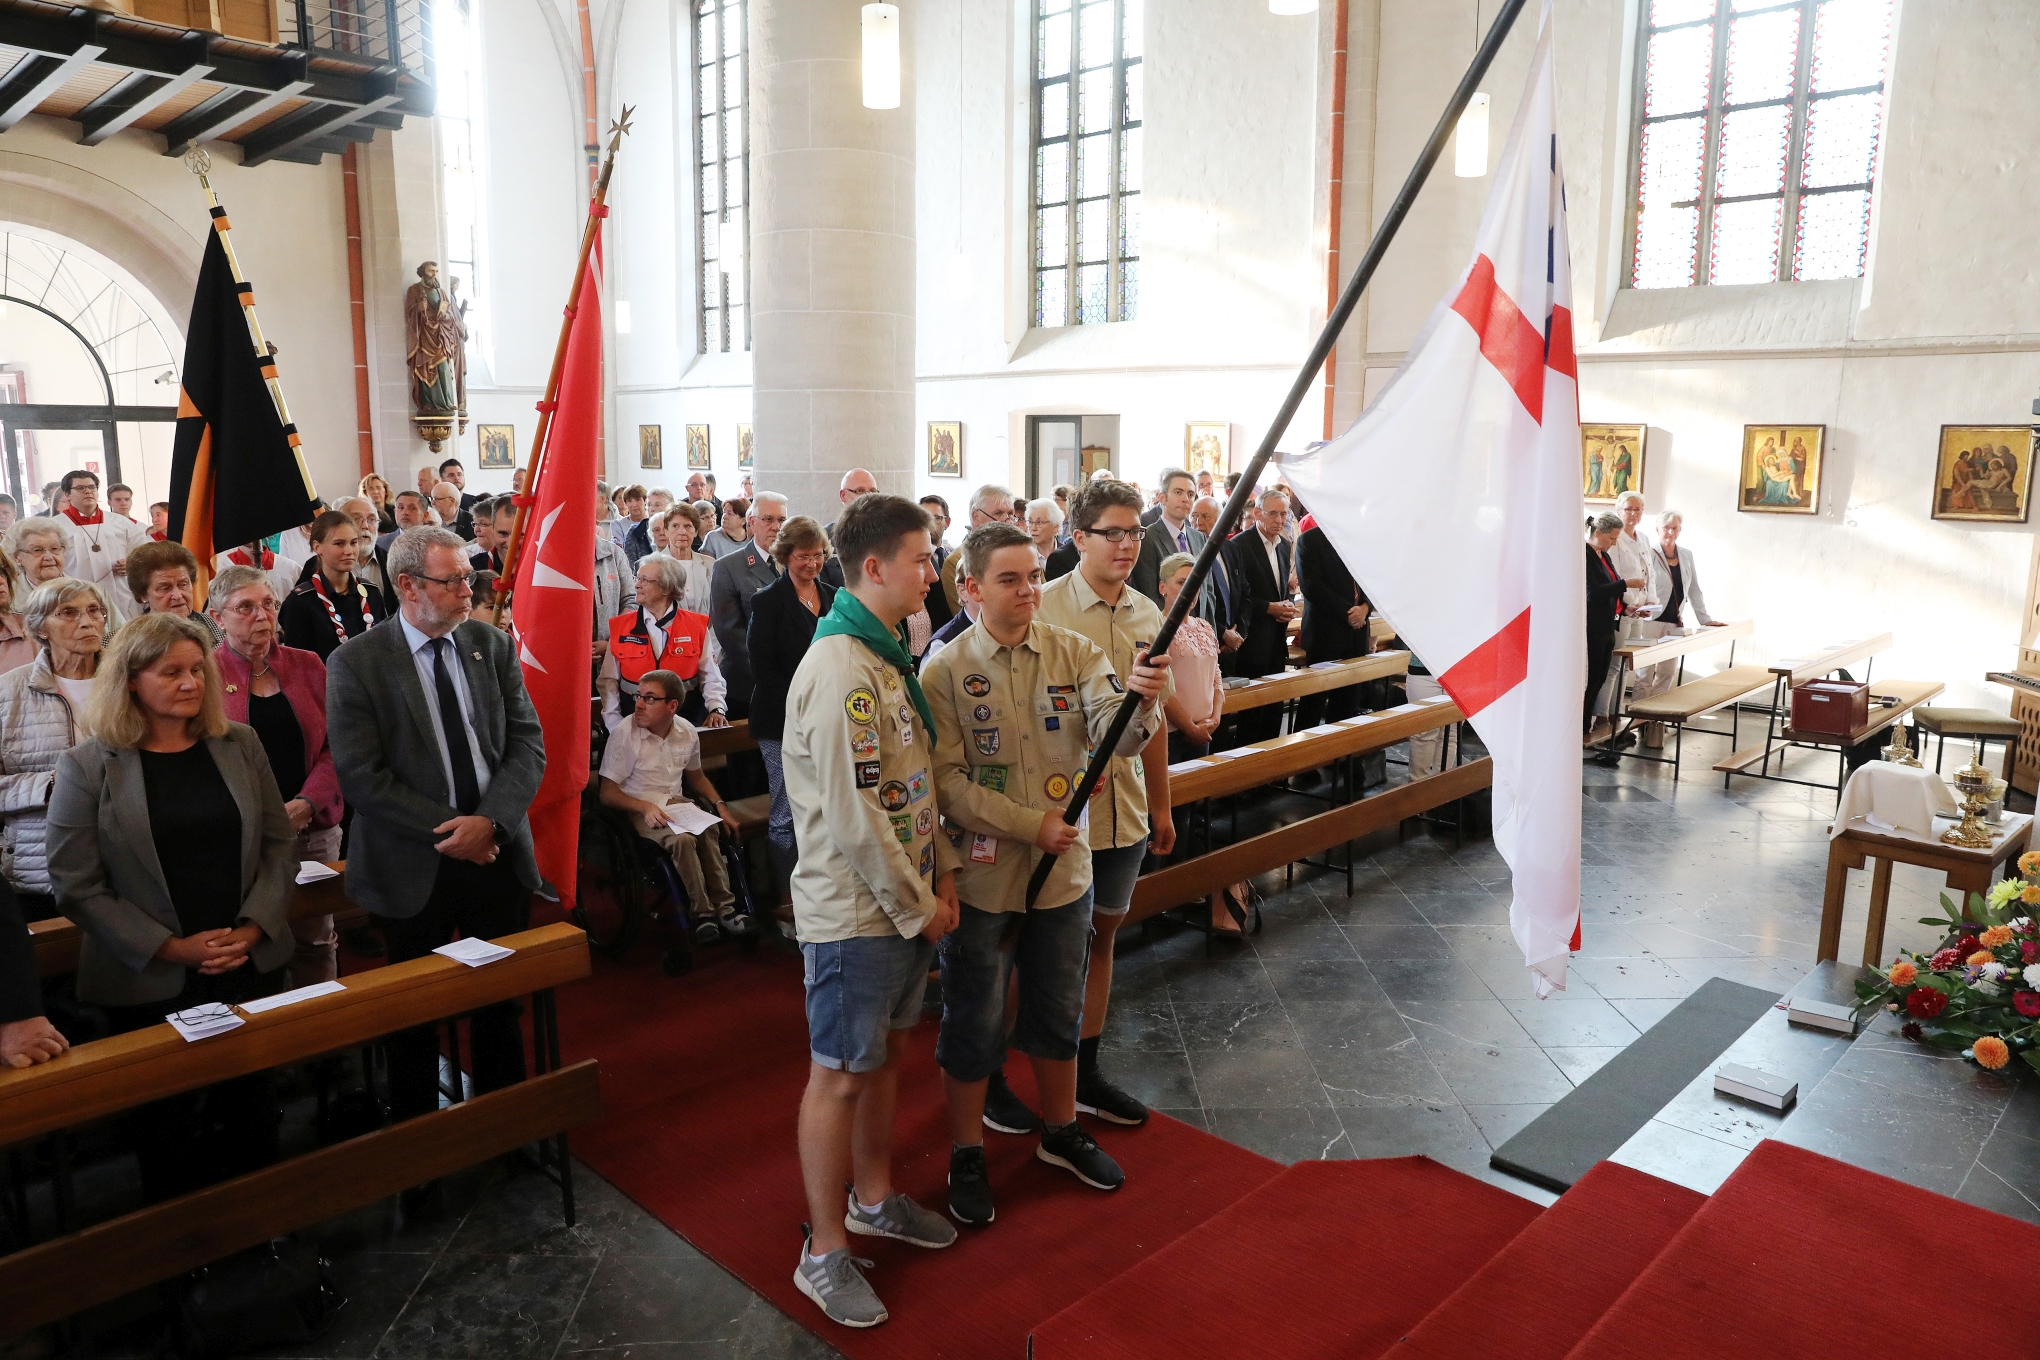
596;667;752;946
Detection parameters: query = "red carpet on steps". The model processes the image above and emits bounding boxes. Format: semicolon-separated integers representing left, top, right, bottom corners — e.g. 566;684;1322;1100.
1028;1157;1543;1360
1392;1161;1705;1360
549;944;1284;1359
1567;1139;2040;1359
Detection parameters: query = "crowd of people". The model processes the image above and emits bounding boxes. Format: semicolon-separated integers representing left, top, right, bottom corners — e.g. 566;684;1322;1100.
0;452;1410;1335
1583;491;1722;763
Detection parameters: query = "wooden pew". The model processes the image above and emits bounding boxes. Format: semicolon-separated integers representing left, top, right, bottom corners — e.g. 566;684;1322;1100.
1715;633;1937;797
1597;620;1759;778
1169;695;1463;805
33;862;362;980
1221;651;1410;714
0;1062;601;1337
0;922;589;1150
1132;758;1493;925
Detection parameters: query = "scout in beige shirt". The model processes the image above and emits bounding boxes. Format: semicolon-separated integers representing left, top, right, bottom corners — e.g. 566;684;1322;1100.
782;495;961;1330
922;522;1168;1225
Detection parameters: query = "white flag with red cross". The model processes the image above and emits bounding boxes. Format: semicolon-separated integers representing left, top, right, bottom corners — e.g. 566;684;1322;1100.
1279;4;1584;994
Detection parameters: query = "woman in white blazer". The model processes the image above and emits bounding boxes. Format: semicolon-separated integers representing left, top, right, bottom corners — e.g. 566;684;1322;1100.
1645;510;1720;629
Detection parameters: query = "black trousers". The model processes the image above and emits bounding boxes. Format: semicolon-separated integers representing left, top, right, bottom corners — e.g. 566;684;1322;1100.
105;967;282;1203
379;856;531;1122
1585;628;1617;731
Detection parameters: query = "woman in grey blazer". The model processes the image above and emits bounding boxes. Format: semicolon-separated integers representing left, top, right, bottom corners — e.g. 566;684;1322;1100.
47;613;297;1201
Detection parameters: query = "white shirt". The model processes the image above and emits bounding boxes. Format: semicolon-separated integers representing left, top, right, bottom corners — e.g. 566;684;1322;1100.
398;613;494;804
1259;529;1284;594
1609;529;1657;612
598;716;702;804
60;512;151;619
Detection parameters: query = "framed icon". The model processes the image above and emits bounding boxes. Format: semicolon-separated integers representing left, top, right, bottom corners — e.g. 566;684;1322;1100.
737;422;754;469
639;424;662;470
927;421;962;477
1932;426;2033;523
1184;422;1228;478
1737;425;1824;515
1581;423;1644;504
686;423;711;470
477;424;516;470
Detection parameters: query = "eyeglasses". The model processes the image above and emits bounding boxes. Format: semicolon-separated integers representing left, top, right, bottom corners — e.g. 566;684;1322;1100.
412;571;475;591
1077;526;1146;544
639;691;679;705
19;546;61;559
222;599;280;617
50;604;108;622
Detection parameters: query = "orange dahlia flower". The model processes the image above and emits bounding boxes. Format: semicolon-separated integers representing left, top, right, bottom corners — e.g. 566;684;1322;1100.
1887;960;1918;986
1973;1036;2011;1070
2020;850;2040;876
1970;950;1997;967
1983;925;2015;948
2022;885;2040;906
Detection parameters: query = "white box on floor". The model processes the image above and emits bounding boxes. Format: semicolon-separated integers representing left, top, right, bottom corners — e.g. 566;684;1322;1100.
1714;1062;1798;1111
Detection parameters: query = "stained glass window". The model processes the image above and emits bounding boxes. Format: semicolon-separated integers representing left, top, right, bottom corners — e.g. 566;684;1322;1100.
1034;0;1140;327
1629;0;1893;288
696;0;748;352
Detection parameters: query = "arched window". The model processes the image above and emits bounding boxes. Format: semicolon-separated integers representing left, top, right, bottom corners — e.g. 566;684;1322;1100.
434;0;485;362
1032;0;1141;327
697;0;748;354
1629;0;1893;288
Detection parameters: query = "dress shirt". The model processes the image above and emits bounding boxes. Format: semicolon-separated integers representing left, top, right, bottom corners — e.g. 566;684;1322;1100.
398;613;493;803
1159;514;1193;554
598;716;702;804
1260;530;1284;595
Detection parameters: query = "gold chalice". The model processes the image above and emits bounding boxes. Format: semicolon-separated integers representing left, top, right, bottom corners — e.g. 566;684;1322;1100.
1941;743;1995;848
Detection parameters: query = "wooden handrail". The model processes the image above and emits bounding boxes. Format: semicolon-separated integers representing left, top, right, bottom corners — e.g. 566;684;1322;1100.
1221;651;1410;713
0;923;589;1150
1168;696;1463;806
1614;617;1754;668
1132;758;1492;922
1771;632;1893;687
0;1062;603;1337
33;863;362;979
697;718;756;760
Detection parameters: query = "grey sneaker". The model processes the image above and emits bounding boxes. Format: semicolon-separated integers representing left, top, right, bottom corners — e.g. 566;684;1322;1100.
794;1232;887;1328
844;1190;958;1249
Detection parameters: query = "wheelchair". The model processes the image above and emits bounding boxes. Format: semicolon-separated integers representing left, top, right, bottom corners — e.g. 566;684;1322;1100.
574;793;766;974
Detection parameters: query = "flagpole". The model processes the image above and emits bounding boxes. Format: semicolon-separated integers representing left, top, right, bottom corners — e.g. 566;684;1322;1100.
182;147;320;504
1023;0;1532;907
492;107;634;629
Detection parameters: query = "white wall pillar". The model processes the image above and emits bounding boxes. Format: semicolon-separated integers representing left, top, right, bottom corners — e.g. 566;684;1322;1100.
751;0;916;520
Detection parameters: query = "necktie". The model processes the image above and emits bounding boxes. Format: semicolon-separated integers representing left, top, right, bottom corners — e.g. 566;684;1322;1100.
431;637;482;814
1176;527;1189;553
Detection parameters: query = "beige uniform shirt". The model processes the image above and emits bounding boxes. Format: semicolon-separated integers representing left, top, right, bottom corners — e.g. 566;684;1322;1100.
783;633;963;942
1035;568;1173;850
925;620;1159;913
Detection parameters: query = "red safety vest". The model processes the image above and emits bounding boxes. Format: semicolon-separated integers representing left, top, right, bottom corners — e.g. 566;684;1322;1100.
607;606;707;681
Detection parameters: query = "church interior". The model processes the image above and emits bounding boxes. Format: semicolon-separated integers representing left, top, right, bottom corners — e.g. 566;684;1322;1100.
3;0;2040;1356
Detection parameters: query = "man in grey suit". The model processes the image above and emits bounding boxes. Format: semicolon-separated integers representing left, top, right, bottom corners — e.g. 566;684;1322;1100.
327;526;547;1120
1130;467;1206;605
708;491;787;716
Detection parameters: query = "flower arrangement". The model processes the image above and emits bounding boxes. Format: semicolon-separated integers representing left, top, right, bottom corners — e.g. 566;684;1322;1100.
1853;850;2040;1074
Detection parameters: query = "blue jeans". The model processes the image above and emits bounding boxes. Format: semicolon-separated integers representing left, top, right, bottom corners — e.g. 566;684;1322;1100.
935;891;1094;1082
1089;842;1147;919
802;933;936;1074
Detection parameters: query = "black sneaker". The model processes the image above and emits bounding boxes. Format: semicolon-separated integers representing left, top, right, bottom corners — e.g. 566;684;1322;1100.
1037;1121;1124;1190
692;917;724;946
981;1071;1042;1135
1074;1070;1149;1127
947;1144;995;1226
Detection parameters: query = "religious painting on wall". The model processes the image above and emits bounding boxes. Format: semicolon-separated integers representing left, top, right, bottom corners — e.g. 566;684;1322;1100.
686;424;711;469
927;421;962;477
737;423;754;469
1185;422;1228;478
1581;424;1645;503
1932;426;2032;523
477;424;516;470
1737;425;1824;514
639;424;662;470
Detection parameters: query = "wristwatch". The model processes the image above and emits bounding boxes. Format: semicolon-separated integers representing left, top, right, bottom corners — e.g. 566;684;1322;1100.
490;820;508;843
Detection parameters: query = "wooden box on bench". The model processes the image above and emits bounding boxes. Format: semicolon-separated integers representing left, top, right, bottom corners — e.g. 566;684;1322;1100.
1790;680;1868;735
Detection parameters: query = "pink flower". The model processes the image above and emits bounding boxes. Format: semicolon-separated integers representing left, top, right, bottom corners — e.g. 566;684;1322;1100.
1930;948;1962;971
2023;941;2038;964
2017;991;2040;1018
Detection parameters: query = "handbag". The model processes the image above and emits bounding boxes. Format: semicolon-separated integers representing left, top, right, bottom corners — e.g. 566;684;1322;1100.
174;1236;341;1358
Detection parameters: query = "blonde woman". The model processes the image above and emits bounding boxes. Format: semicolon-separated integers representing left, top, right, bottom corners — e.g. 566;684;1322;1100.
47;612;294;1201
358;473;397;532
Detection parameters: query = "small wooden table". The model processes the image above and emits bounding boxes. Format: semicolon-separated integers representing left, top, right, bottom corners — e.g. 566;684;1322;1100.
1818;811;2033;966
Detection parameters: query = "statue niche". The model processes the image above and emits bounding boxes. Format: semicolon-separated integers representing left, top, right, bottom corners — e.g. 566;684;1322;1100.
405;260;468;452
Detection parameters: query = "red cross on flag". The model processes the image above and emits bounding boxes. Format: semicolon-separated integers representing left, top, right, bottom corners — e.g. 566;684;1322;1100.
511;235;603;912
1279;5;1584;994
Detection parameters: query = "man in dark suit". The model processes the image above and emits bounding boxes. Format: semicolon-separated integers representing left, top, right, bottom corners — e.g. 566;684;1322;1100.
376;490;430;593
1295;518;1371;729
1192;495;1244;670
1130;468;1204;605
1225;487;1298;743
1044;539;1079;580
709;493;785;718
429;482;474;541
818;467;880;588
327;526;546;1121
439;458;482;512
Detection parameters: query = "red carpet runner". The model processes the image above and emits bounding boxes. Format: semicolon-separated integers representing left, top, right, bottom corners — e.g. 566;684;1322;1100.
551;944;1283;1359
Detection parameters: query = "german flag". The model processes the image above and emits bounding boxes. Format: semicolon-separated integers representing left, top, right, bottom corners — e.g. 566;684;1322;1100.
167;228;318;580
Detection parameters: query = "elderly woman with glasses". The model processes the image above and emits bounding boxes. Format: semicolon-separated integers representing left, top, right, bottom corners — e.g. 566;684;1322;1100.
210;564;345;983
48;613;295;1202
126;538;224;645
0;578;111;915
600;551;729;731
11;517;71;595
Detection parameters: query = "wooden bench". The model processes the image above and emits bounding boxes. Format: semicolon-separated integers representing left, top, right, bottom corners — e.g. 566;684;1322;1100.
0;922;597;1339
1169;695;1463;805
1717;633;1912;798
1731;677;1942;798
1593;619;1754;776
33;863;362;979
1220;651;1409;714
1619;660;1773;779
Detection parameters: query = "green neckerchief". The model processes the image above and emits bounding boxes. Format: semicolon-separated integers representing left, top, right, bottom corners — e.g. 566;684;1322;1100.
813;588;935;736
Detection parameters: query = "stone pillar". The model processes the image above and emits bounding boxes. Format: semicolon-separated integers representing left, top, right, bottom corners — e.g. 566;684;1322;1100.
751;0;915;520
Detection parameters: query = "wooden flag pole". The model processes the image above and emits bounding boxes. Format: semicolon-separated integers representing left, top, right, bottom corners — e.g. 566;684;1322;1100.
183;147;320;504
1022;0;1531;907
492;107;634;629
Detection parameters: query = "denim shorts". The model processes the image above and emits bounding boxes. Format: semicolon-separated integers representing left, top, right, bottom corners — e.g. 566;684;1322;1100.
935;891;1094;1082
1089;842;1147;919
801;933;936;1074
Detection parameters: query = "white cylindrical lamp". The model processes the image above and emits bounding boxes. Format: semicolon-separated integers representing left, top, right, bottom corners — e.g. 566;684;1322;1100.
862;4;900;110
1454;92;1490;177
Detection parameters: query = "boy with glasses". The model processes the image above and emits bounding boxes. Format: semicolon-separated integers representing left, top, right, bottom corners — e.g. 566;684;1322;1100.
597;668;743;945
924;522;1169;1226
982;478;1174;1132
